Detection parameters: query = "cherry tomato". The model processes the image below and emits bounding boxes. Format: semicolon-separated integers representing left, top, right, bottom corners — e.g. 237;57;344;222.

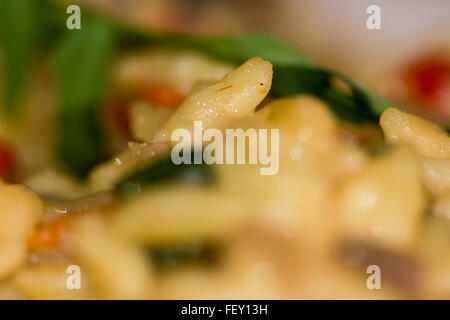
27;218;71;250
404;54;450;116
0;142;15;179
132;82;186;110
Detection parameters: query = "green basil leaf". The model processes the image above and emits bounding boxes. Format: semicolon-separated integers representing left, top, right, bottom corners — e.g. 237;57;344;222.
53;17;115;176
0;0;37;116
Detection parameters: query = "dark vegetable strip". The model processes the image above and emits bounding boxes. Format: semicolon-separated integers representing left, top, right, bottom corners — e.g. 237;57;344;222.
148;239;219;270
53;17;115;176
0;0;37;116
116;154;215;196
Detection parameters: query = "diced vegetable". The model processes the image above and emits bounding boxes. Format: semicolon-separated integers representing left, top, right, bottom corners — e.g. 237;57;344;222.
27;218;70;251
0;142;15;180
103;99;131;136
403;54;450;115
129;82;186;110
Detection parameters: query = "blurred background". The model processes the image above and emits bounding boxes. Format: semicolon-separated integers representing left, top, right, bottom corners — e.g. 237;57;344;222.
77;0;450;123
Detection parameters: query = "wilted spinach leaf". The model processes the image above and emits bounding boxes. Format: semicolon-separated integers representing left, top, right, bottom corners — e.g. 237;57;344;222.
53;17;115;176
116;154;216;197
0;0;37;116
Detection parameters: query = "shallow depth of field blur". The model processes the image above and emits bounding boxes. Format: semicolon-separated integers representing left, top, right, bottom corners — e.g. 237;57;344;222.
0;0;449;300
85;0;450;123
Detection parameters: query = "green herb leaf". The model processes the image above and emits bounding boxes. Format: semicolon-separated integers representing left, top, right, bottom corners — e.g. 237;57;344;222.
0;0;37;116
165;33;312;67
116;155;216;197
53;17;115;176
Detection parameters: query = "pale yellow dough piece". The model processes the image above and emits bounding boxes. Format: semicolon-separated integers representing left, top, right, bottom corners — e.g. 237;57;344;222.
380;107;450;159
0;184;44;279
159;57;273;143
335;146;425;250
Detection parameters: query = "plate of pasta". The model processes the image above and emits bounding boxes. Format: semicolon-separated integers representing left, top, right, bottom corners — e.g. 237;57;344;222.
0;0;449;300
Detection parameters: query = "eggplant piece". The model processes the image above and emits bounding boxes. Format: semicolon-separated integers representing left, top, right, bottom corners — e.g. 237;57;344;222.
338;240;423;295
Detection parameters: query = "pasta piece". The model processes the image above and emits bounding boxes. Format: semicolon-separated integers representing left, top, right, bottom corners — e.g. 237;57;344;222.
157;57;273;143
380;108;450;159
112;186;255;243
90;58;271;191
13;262;92;299
24;167;86;200
0;184;44;278
0;242;27;281
72;214;153;299
262;96;336;135
432;192;450;220
255;95;367;179
258;96;339;165
114;49;234;95
0;185;43;239
88;141;169;192
335;146;425;250
426;250;450;298
0;282;25;300
421;158;450;196
128;101;172;142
